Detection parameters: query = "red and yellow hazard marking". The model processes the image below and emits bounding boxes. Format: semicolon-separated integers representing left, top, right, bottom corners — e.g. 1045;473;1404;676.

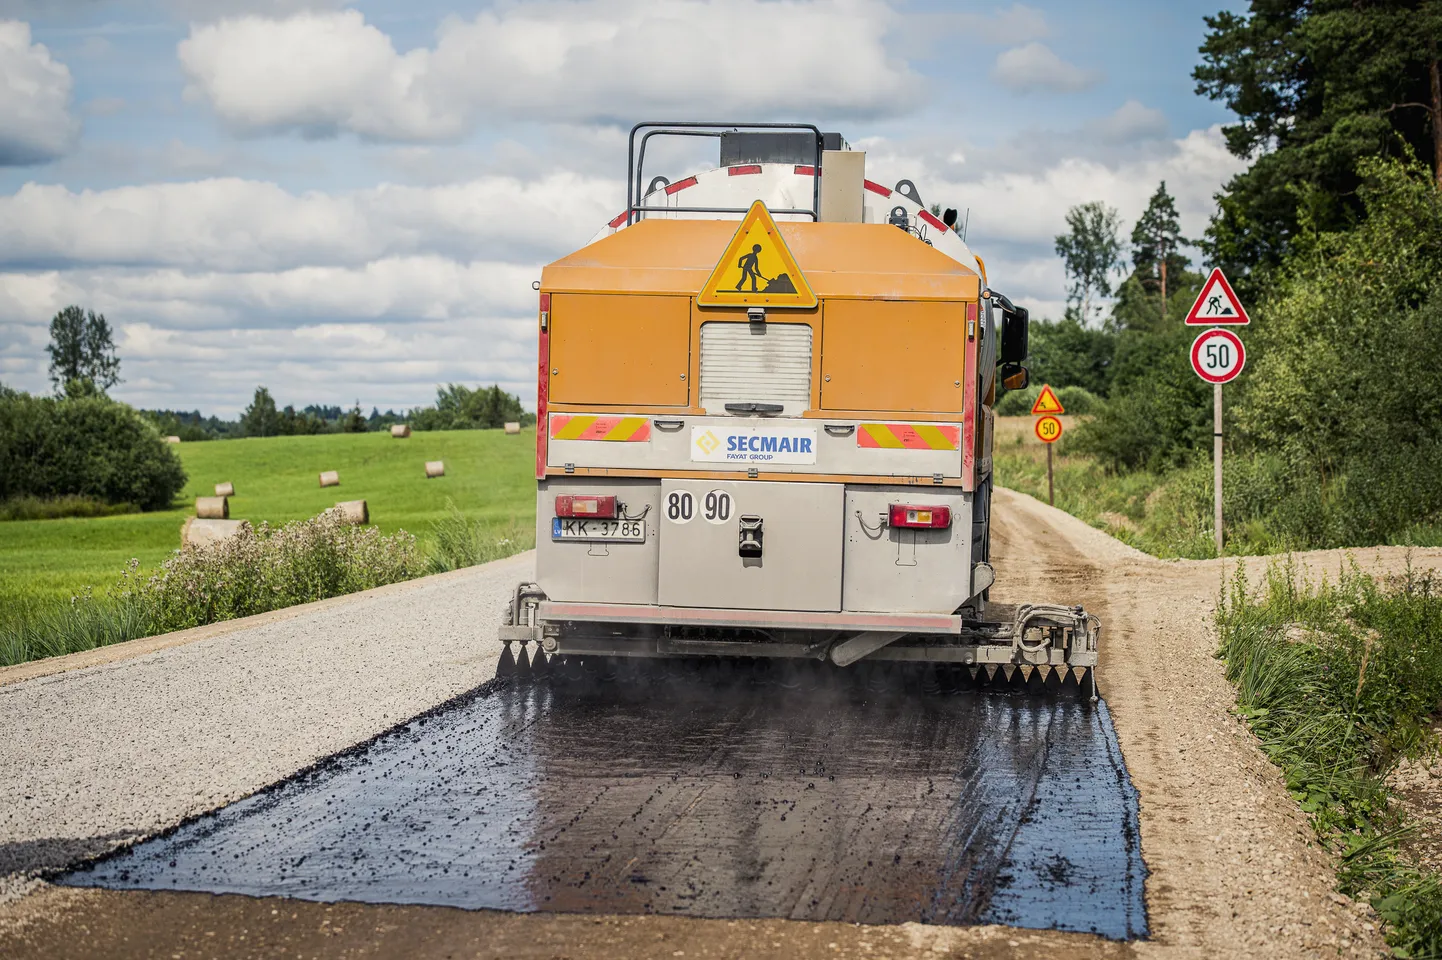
857;423;960;450
549;415;652;442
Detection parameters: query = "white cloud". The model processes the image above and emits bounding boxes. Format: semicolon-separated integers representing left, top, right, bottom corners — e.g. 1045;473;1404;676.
991;42;1101;94
1094;99;1168;144
0;172;618;271
863;125;1247;316
0;168;622;409
0;20;80;165
178;1;921;141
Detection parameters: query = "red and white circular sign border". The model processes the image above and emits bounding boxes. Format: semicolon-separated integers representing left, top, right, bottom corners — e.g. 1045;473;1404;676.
1190;327;1246;384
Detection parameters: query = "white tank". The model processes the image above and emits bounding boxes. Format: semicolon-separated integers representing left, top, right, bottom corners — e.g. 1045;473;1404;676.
589;161;983;277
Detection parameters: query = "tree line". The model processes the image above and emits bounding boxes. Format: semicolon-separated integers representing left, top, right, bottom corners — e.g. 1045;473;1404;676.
1021;0;1442;552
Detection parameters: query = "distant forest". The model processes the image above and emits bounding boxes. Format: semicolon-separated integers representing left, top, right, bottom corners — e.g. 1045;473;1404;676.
143;383;535;441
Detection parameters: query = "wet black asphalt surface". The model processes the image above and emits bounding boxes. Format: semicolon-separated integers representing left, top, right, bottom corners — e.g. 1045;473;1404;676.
63;658;1148;941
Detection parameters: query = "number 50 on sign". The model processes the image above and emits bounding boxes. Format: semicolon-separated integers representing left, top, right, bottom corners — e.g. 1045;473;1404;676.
1035;415;1063;443
1190;328;1246;384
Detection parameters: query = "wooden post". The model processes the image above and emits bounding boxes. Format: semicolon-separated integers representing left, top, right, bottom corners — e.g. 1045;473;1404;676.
1214;382;1224;556
1047;443;1055;506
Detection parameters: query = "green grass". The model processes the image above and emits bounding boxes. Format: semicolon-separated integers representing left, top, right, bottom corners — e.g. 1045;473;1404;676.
1218;561;1442;958
0;429;537;613
991;416;1220;558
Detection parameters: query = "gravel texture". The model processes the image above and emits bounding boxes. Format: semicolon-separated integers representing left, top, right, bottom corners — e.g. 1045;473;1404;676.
0;552;527;887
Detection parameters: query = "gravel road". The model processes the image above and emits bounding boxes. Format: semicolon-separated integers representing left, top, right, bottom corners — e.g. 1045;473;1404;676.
0;552;527;886
5;492;1440;958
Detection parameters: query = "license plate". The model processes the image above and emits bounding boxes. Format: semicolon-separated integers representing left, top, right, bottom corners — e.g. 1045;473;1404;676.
551;517;646;542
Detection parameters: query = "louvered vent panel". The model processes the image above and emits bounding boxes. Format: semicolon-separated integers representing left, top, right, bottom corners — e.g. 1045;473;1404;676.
700;322;812;407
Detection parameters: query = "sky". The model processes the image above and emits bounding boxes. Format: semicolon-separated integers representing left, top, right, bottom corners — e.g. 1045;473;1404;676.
0;0;1247;417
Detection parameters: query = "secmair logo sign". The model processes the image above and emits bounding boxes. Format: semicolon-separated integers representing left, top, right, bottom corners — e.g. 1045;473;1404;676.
691;426;818;465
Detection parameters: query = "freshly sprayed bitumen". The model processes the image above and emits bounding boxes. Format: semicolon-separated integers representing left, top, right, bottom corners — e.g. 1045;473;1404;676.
64;659;1147;940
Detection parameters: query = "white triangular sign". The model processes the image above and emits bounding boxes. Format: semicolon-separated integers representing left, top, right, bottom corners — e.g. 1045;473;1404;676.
1185;268;1249;325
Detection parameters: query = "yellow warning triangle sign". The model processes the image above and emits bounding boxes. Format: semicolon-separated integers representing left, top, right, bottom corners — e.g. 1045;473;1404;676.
1031;384;1064;415
697;200;817;309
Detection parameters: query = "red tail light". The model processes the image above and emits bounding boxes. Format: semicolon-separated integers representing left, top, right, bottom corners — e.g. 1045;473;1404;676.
555;495;616;519
888;504;951;529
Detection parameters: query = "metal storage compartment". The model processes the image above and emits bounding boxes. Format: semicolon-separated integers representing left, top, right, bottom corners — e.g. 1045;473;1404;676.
658;478;843;612
842;486;971;614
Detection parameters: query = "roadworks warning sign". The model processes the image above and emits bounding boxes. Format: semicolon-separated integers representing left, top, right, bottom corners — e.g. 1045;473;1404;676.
1184;268;1250;325
698;200;817;309
1030;384;1064;415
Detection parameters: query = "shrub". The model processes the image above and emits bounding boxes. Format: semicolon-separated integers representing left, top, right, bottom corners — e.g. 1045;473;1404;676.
1;511;423;666
994;383;1040;416
119;510;421;632
0;390;186;510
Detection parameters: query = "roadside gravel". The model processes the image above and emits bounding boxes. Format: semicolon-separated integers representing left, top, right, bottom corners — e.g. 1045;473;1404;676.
0;551;526;890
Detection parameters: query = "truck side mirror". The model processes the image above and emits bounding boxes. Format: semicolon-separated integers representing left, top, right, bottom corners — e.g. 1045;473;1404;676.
1000;364;1029;391
999;304;1029;365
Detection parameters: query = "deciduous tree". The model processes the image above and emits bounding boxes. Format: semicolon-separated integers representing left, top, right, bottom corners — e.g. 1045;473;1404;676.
46;306;121;393
1054;202;1123;325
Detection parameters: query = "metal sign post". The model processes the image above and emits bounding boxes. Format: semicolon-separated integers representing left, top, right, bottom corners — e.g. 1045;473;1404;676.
1214;384;1223;556
1187;283;1249;555
1031;387;1065;506
1033;412;1063;505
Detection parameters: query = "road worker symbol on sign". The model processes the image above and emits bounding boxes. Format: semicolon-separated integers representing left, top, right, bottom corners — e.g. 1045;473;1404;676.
1184;268;1250;325
1030;384;1064;415
698;200;817;308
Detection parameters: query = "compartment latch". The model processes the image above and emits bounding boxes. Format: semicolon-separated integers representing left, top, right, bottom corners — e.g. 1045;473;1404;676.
738;515;764;557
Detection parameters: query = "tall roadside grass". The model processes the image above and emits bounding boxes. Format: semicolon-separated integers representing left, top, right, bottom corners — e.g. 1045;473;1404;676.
1218;560;1442;958
1;504;536;669
427;499;534;573
1;511;418;667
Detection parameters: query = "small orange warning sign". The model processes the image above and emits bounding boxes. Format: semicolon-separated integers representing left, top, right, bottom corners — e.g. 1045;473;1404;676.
1035;415;1063;444
1030;384;1064;415
697;200;817;309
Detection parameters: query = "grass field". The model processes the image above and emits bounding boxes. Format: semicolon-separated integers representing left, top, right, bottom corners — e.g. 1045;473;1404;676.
0;429;537;613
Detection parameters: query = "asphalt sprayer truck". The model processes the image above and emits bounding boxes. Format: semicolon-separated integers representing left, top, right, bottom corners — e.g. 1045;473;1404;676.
500;122;1100;696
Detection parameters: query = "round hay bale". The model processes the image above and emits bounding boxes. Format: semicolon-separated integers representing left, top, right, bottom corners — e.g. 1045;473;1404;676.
195;496;229;519
390;424;411;438
425;460;445;479
165;436;182;444
503;422;521;435
332;499;368;524
318;470;340;488
181;517;249;548
214;481;235;497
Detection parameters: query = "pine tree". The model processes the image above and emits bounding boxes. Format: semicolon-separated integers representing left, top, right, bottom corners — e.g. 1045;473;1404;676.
1130;182;1189;325
241;386;281;437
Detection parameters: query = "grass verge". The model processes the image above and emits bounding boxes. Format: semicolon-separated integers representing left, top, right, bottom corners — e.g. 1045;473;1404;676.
0;501;536;669
1217;559;1442;958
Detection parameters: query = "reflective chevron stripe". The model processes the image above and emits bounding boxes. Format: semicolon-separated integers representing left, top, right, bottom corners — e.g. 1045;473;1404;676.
550;415;652;442
857;423;960;450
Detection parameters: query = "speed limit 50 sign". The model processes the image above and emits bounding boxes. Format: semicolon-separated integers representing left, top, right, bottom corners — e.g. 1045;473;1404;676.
1190;328;1246;384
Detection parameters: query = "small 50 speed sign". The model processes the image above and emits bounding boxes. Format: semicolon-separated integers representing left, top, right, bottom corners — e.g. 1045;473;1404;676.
1190;328;1246;384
